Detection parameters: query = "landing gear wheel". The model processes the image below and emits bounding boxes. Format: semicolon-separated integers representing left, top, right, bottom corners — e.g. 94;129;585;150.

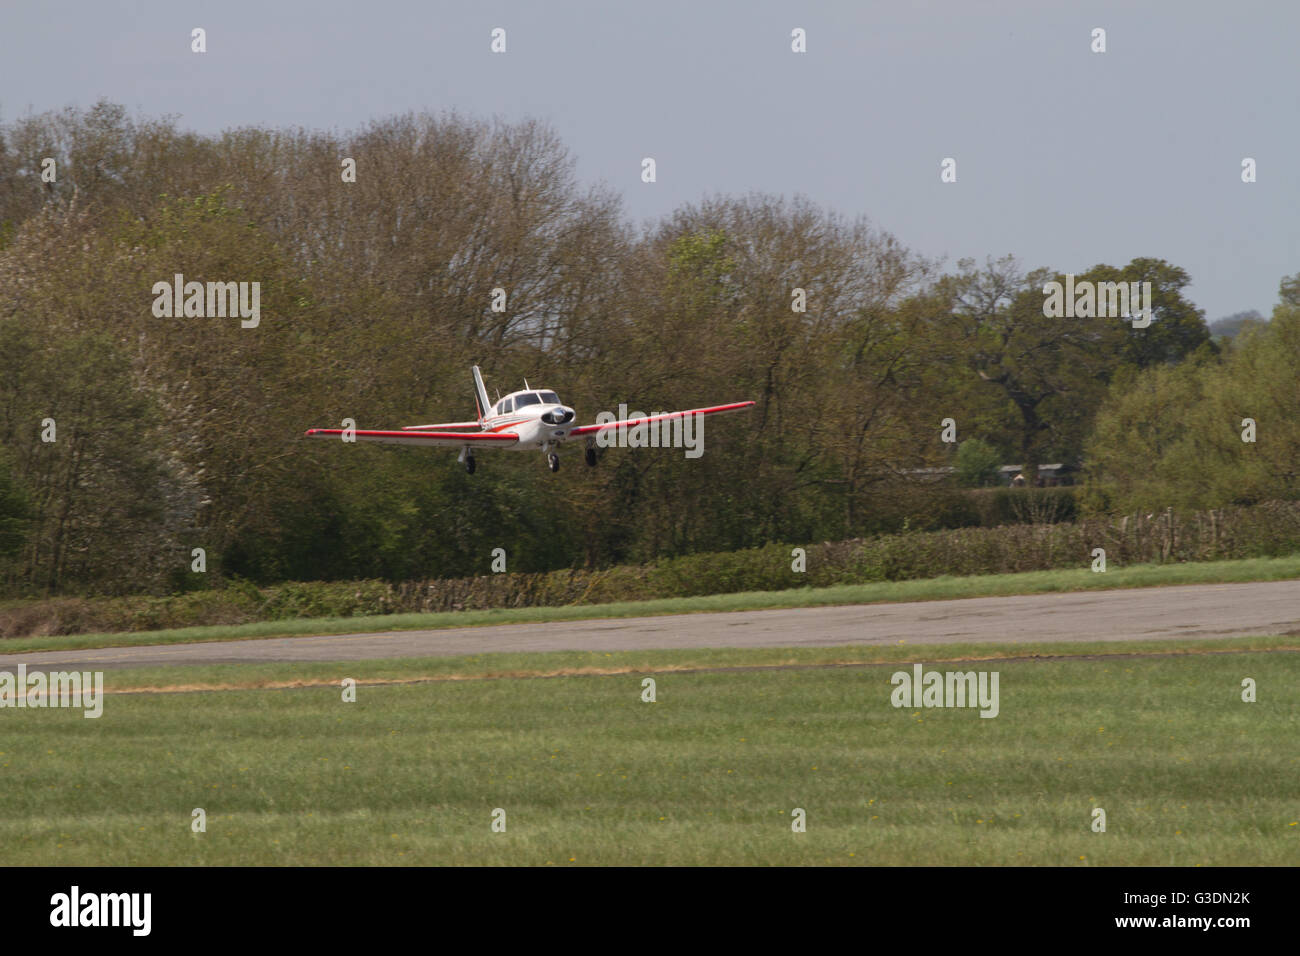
547;453;560;473
585;447;597;468
465;455;476;475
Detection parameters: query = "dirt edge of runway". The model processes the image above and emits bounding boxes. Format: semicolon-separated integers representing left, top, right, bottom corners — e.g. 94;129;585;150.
99;642;1300;696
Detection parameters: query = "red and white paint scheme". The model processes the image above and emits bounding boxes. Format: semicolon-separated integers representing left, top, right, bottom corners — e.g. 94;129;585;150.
305;365;754;473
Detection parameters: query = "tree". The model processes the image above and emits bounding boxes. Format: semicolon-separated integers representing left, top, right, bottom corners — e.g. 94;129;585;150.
0;448;29;567
1209;310;1266;341
933;256;1211;479
954;438;1002;488
1087;272;1300;511
1095;258;1215;369
933;256;1121;475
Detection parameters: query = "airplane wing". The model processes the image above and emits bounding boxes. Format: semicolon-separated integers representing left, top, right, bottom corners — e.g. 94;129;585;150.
303;428;517;447
566;401;755;438
401;422;483;431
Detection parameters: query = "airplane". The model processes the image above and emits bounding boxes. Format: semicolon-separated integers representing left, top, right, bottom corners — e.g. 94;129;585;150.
304;365;755;473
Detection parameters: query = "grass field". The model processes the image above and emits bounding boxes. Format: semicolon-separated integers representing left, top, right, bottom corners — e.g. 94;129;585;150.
5;553;1300;655
1;640;1296;865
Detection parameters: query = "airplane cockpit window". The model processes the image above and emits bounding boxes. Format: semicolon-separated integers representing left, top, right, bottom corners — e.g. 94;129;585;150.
498;397;513;414
514;392;541;408
538;391;560;404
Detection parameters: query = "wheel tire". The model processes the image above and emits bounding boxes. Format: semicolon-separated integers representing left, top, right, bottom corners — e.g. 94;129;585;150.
548;454;560;473
466;456;476;475
585;447;597;467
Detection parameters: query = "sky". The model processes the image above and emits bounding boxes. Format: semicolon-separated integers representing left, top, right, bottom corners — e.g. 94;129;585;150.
2;0;1297;322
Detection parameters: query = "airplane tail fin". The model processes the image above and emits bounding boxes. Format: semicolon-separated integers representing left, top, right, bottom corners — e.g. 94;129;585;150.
472;365;491;424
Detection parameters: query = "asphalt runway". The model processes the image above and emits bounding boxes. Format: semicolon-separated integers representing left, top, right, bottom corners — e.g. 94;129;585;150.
2;579;1298;673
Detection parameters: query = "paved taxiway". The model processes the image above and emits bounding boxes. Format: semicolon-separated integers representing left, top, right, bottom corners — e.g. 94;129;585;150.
2;579;1297;673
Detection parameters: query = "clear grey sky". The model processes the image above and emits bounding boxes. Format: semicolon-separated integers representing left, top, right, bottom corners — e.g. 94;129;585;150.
2;0;1296;321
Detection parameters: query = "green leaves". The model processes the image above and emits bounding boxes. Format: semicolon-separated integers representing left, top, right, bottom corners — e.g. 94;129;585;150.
0;102;1278;596
1088;275;1300;512
954;439;1003;488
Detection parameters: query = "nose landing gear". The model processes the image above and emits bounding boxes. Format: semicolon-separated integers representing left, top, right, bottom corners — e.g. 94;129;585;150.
547;453;560;473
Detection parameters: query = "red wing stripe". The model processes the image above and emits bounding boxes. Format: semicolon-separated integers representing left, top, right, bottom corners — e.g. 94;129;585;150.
487;418;530;432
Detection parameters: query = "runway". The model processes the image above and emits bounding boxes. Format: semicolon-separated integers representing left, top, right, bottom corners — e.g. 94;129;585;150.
2;578;1297;673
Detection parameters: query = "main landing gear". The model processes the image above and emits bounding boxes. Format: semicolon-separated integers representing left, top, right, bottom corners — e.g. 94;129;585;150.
585;446;597;468
459;446;476;475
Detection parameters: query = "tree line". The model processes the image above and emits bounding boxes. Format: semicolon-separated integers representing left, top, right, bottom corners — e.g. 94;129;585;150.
0;101;1290;595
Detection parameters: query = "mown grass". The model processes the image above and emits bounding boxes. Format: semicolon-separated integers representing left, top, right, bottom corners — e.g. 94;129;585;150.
1;643;1295;865
2;553;1299;655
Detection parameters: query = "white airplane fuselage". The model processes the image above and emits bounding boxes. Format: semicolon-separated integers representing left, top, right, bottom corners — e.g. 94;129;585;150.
479;390;576;449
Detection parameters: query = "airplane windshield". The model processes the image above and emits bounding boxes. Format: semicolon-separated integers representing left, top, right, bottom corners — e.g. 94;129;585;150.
539;391;559;404
514;393;541;408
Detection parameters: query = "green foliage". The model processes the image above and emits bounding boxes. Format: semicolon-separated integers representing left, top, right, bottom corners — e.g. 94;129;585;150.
648;542;798;597
932;486;1078;527
666;228;736;287
1088;273;1300;513
5;500;1297;638
0;103;1271;599
933;256;1212;471
0;449;30;562
954;438;1002;487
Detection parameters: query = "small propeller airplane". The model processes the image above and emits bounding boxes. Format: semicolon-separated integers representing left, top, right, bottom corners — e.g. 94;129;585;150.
305;365;754;473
